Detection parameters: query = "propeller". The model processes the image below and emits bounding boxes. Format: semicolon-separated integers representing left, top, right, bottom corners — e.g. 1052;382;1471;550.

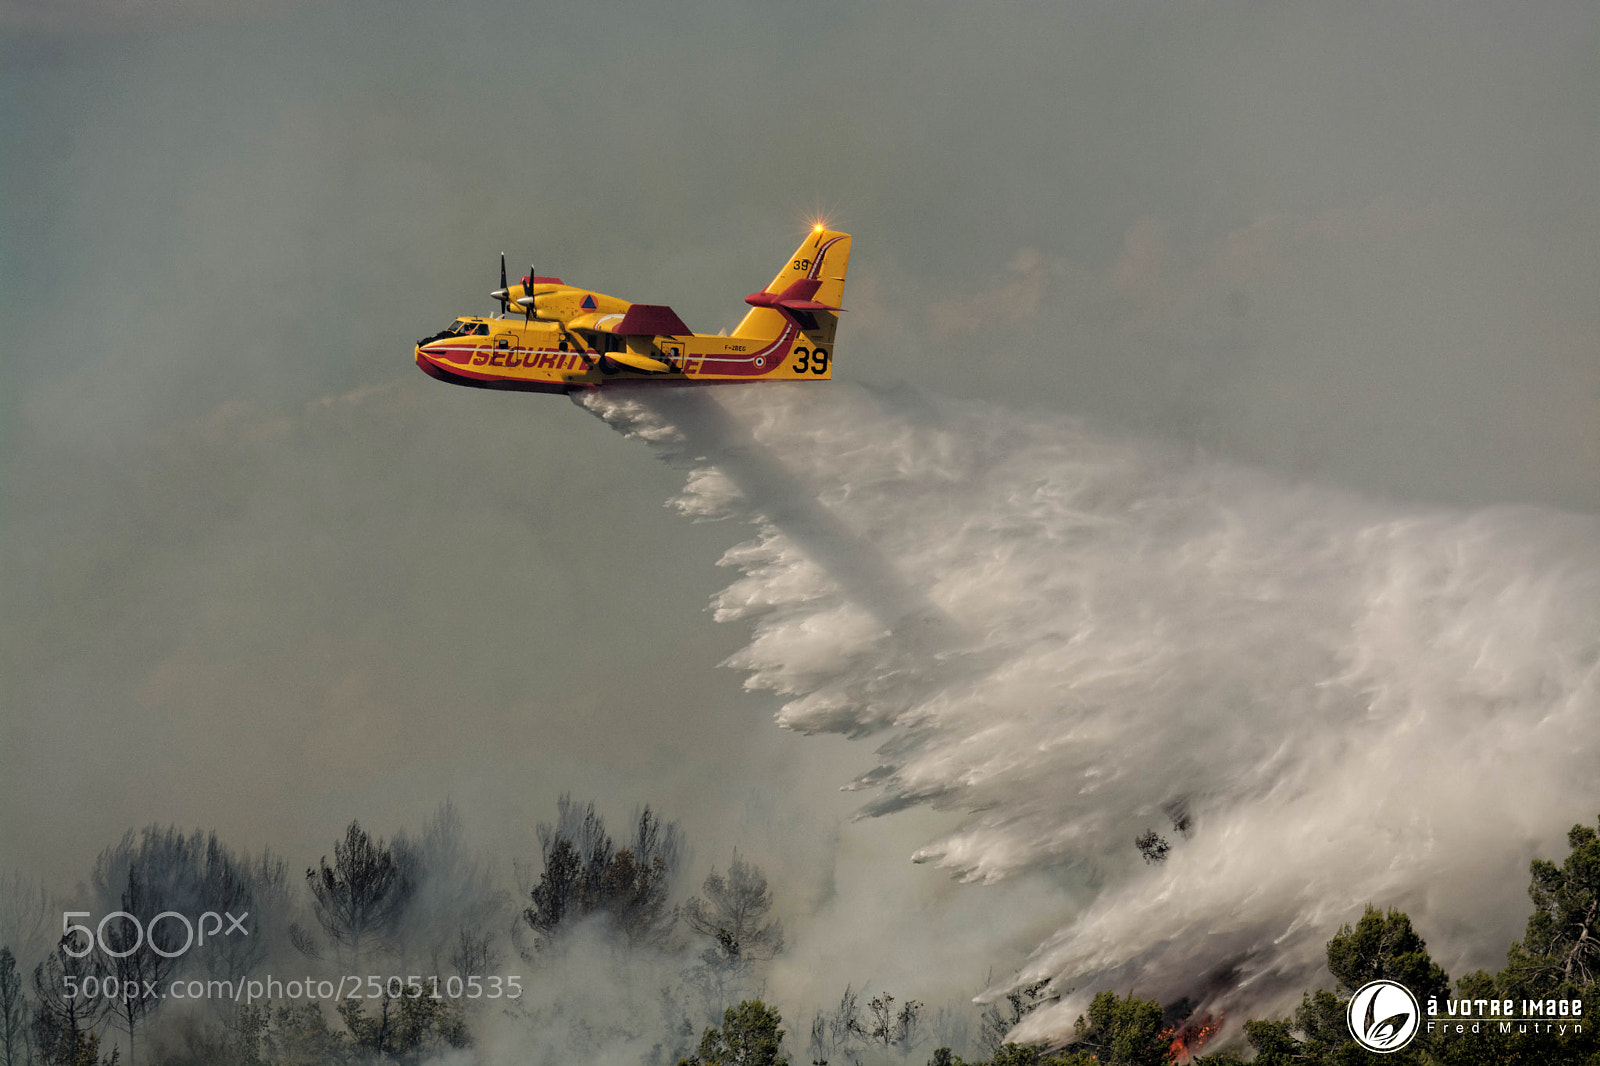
505;260;585;359
491;252;510;313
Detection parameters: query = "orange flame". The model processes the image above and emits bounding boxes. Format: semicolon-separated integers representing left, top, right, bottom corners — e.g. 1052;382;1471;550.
1166;1013;1221;1063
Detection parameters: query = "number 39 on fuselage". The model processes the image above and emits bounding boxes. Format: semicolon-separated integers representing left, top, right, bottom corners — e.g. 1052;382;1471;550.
414;228;851;394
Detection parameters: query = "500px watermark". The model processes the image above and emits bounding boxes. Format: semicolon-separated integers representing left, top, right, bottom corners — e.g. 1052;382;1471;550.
58;974;524;1005
61;910;249;959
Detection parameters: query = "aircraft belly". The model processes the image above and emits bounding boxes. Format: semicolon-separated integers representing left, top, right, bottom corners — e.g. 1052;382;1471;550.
414;353;574;394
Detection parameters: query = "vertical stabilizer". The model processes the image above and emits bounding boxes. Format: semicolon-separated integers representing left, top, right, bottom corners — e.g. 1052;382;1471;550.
735;228;851;346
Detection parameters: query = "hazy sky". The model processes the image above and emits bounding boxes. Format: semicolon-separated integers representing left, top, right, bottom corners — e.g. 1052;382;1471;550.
2;0;1596;1028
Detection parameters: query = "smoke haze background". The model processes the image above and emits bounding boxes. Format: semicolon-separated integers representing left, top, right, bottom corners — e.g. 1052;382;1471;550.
2;0;1596;1053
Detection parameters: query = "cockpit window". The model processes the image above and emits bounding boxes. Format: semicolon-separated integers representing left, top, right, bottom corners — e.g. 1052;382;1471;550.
473;323;489;335
420;319;477;346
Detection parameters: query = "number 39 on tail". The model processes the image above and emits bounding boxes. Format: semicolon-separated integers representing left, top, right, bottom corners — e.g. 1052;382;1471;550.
414;227;850;394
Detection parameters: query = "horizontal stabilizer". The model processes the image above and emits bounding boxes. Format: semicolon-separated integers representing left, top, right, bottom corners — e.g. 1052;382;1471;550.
744;277;844;312
616;304;692;337
744;277;845;330
776;278;821;301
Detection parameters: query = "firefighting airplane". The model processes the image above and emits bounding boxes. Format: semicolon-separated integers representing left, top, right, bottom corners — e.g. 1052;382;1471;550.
414;227;850;393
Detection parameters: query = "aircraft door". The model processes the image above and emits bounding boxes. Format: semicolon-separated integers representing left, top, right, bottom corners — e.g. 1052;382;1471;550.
494;335;511;366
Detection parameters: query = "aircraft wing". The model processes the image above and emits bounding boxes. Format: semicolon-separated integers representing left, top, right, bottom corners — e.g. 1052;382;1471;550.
615;304;691;337
565;304;691;338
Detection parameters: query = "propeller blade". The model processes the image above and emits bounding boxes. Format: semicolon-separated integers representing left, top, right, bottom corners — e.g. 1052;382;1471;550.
493;252;509;312
525;264;536;323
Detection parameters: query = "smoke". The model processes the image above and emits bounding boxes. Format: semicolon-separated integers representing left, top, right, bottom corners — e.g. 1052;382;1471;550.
581;380;1600;1044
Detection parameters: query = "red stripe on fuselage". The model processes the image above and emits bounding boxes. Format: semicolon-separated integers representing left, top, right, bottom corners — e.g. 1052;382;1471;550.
419;343;587;371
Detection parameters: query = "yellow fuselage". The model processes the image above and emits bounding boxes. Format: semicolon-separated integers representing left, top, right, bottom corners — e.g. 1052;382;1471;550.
415;317;834;393
415;229;850;394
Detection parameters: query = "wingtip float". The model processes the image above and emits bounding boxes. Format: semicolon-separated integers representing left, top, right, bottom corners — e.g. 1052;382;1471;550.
415;228;851;394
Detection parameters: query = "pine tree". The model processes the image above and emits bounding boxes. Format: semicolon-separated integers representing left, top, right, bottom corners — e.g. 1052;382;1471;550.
682;1000;788;1066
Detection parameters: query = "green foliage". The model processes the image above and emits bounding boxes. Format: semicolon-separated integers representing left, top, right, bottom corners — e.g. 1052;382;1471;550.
1186;1049;1248;1066
681;999;788;1066
1425;815;1600;1066
1504;816;1600;999
1239;821;1600;1065
1068;991;1168;1066
946;991;1167;1066
1246;988;1402;1065
1325;906;1451;1004
1241;907;1451;1065
988;1044;1040;1066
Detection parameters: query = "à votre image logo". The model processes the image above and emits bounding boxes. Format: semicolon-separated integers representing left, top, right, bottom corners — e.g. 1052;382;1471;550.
1347;979;1421;1053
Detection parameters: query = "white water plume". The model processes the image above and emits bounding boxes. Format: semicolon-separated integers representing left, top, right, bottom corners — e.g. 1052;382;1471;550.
579;381;1599;1044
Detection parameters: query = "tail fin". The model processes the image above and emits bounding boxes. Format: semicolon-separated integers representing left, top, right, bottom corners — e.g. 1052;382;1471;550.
735;228;851;345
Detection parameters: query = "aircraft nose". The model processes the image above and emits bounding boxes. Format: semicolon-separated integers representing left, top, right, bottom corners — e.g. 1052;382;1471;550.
417;342;472;366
